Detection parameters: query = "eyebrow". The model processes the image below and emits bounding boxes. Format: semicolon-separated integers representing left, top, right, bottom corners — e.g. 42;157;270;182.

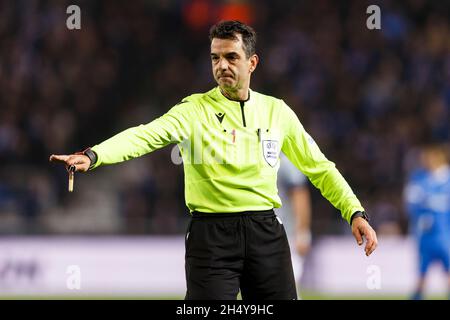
210;52;240;57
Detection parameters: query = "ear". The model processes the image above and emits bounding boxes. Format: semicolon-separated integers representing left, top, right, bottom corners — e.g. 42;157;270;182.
249;54;259;73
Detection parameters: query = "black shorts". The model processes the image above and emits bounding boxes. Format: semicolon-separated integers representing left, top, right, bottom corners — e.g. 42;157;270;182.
184;209;297;300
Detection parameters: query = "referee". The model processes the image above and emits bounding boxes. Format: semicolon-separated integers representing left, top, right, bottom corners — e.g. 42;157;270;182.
50;20;378;300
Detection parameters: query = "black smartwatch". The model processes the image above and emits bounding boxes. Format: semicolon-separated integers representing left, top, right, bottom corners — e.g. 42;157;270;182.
350;211;369;225
83;148;98;170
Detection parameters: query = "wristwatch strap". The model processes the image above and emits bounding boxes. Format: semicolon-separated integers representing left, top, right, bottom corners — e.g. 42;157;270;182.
82;148;97;170
350;211;369;225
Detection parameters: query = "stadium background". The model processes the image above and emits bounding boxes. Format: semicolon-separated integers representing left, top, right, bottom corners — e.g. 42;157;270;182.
0;0;449;299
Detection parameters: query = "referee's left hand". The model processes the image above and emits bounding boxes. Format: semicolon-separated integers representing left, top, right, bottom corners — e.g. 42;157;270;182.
352;218;378;256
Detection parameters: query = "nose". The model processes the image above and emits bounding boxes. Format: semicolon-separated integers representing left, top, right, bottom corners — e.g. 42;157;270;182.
218;58;229;71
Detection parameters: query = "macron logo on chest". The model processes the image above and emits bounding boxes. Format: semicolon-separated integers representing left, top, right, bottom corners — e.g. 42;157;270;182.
215;112;225;124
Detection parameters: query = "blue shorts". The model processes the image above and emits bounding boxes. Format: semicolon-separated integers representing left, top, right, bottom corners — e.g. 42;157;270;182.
418;241;450;275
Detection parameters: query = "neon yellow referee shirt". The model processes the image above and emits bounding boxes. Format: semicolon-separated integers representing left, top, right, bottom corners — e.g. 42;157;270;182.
91;86;364;224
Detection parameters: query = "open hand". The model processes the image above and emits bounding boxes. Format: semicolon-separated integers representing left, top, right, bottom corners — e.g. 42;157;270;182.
49;154;91;172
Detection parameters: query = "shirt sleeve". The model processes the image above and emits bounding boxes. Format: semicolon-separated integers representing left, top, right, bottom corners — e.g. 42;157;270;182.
280;101;364;224
90;101;195;169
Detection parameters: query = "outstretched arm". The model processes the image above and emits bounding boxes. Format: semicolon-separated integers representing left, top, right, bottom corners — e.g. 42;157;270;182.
49;100;195;172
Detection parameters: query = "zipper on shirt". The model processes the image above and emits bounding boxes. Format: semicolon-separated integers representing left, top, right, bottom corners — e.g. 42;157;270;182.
240;101;246;127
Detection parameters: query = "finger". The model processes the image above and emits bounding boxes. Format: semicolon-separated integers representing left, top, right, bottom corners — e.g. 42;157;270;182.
66;156;77;166
365;235;374;256
68;155;89;165
66;155;91;172
364;228;378;256
366;231;378;256
67;156;85;166
49;154;69;163
353;228;363;246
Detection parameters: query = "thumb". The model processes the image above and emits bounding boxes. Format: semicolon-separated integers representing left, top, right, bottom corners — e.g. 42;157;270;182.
353;227;363;246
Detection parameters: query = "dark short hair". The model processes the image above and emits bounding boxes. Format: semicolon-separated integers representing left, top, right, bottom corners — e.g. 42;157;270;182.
209;20;256;58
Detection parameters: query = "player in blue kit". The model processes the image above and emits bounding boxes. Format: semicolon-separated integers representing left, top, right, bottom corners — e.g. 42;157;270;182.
404;143;450;300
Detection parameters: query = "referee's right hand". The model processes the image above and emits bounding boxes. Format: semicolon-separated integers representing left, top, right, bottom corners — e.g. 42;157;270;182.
49;154;91;172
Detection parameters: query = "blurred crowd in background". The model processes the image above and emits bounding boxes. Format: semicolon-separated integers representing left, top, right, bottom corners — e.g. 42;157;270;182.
0;0;449;236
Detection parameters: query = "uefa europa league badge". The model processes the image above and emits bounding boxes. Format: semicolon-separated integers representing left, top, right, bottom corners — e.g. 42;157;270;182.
262;140;279;167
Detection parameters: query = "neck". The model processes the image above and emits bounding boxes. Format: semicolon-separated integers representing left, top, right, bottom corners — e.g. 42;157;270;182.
220;86;249;101
430;162;448;172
